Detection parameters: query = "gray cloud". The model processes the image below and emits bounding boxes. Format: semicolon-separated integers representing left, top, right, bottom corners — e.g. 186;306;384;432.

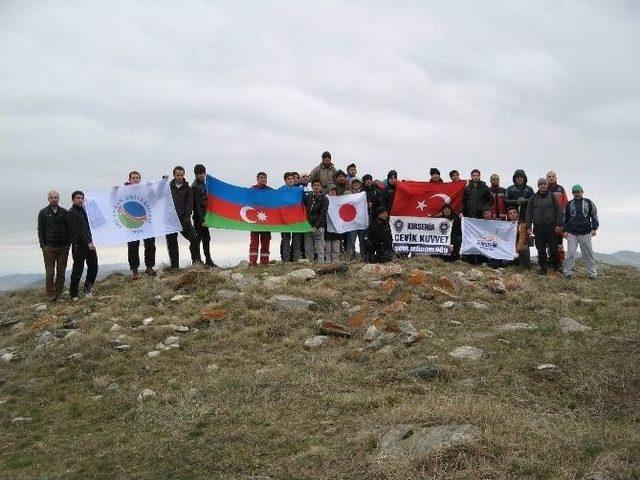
0;0;638;274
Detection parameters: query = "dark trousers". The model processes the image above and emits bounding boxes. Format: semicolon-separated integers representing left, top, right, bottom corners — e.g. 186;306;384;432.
166;224;200;269
534;224;559;270
42;245;70;297
127;238;156;271
195;224;212;263
69;244;98;298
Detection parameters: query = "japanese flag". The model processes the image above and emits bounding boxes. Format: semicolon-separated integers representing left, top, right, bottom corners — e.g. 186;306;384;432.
326;192;370;233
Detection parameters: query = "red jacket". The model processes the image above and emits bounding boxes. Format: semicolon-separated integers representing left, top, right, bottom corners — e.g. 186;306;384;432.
490;186;507;219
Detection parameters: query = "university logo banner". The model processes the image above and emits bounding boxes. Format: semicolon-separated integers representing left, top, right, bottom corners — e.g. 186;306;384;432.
205;175;312;232
391;216;453;254
460;217;517;260
327;192;369;233
391;180;466;217
85;179;182;246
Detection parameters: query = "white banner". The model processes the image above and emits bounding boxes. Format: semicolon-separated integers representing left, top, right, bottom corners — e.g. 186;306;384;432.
460;217;517;260
390;216;453;254
84;179;182;246
327;192;369;233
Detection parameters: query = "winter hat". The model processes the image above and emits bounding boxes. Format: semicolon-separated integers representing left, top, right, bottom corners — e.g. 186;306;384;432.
430;168;440;176
572;184;583;192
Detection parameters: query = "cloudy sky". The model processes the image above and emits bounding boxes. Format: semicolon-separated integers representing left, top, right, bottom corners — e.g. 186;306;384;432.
1;0;639;275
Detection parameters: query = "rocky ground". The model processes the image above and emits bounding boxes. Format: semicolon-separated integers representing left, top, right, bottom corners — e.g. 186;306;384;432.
0;258;638;479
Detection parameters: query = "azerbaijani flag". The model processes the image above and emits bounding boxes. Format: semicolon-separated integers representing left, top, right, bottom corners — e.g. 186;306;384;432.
205;175;312;232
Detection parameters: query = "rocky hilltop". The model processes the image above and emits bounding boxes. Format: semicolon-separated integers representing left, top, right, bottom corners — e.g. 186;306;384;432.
1;259;638;479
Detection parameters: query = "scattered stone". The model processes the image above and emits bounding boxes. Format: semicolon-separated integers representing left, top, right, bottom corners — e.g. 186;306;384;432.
560;317;592;333
468;301;489;310
164;336;180;346
407;269;429;286
206;363;220;372
377;424;481;460
170;294;190;302
318;321;352;338
360;263;403;278
114;344;131;351
366;332;396;351
406;364;447;381
433;276;459;298
36;330;55;347
67;352;82;360
142;317;154;326
316;263;348;275
505;273;525;289
110;323;121;332
441;301;455;309
536;363;558;371
341;301;351;310
369;280;384;289
267;295;316;311
153;295;163;303
35;304;47;313
155;342;165;350
378;345;394;354
449;346;484;361
137;389;157;401
216;289;242;299
1;353;14;362
580;298;595;305
498;323;538;332
263;276;287;289
399;321;421;345
486;279;507;294
147;350;161;358
11;417;33;424
107;382;119;391
285;268;316;282
304;335;329;348
171;325;189;333
464;269;484;281
0;318;21;328
364;325;382;342
448;320;463;326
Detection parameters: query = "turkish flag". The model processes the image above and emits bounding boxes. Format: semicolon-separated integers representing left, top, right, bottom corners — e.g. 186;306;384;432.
391;180;465;217
327;192;370;233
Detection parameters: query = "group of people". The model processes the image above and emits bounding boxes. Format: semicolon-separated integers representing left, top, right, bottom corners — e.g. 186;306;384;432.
37;151;600;301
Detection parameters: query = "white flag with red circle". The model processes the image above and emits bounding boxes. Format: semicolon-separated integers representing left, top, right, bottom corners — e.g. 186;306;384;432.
326;192;369;233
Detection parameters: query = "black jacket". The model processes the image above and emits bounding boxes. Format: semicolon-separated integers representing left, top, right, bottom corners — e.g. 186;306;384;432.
191;178;207;225
366;218;394;261
442;213;462;246
304;192;329;229
37;205;70;248
170;180;193;226
526;191;563;228
67;204;93;246
505;170;535;220
462;180;492;218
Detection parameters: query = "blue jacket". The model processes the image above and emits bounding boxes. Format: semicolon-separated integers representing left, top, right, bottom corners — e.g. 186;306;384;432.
564;198;599;235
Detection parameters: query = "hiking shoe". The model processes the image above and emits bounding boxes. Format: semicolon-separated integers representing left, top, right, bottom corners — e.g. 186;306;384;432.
132;269;140;280
145;267;157;276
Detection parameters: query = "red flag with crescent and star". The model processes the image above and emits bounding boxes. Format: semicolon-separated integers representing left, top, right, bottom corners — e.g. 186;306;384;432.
390;180;466;217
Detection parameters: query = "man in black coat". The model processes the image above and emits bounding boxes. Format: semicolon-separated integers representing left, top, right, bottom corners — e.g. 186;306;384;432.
37;190;70;300
303;180;329;262
526;178;563;275
366;207;394;263
192;164;214;267
462;169;492;218
67;190;98;299
166;166;200;269
505;169;535;222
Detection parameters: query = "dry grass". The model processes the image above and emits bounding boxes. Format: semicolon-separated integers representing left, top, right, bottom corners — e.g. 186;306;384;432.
0;258;638;479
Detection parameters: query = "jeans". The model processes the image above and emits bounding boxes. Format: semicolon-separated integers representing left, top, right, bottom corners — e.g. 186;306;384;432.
563;233;596;277
127;238;156;271
166;224;200;269
346;230;367;261
69;244;98;297
42;245;69;297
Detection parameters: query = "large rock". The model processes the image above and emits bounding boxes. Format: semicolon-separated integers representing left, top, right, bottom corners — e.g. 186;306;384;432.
267;295;316;311
360;263;403;278
449;346;483;360
486;279;507;294
285;268;316;283
377;424;481;460
559;317;592;333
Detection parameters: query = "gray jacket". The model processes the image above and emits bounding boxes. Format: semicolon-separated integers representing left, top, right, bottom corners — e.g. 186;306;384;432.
525;191;562;228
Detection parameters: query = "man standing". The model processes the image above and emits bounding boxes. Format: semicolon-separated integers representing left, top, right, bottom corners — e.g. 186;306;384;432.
309;151;337;190
505;169;535;222
125;171;157;279
37;190;70;300
449;170;462;182
192;164;214;267
546;170;569;264
279;172;303;262
303;180;329;262
462;169;492;219
298;172;313;192
249;172;272;266
346;163;358;183
489;174;507;220
166;166;200;270
334;170;350;196
67;191;98;299
526;178;563;275
563;185;599;280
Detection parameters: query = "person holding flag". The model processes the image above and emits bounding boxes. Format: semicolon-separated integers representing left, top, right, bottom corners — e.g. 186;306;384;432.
67;190;98;300
192;164;214;268
462;169;492;219
124;171;157;279
303;179;329;262
166;166;200;270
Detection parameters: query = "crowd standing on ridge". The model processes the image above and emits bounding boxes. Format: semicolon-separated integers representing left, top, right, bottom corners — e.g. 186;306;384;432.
37;151;600;301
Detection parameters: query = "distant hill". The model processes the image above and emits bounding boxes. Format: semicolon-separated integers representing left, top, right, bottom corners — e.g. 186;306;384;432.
594;250;640;268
